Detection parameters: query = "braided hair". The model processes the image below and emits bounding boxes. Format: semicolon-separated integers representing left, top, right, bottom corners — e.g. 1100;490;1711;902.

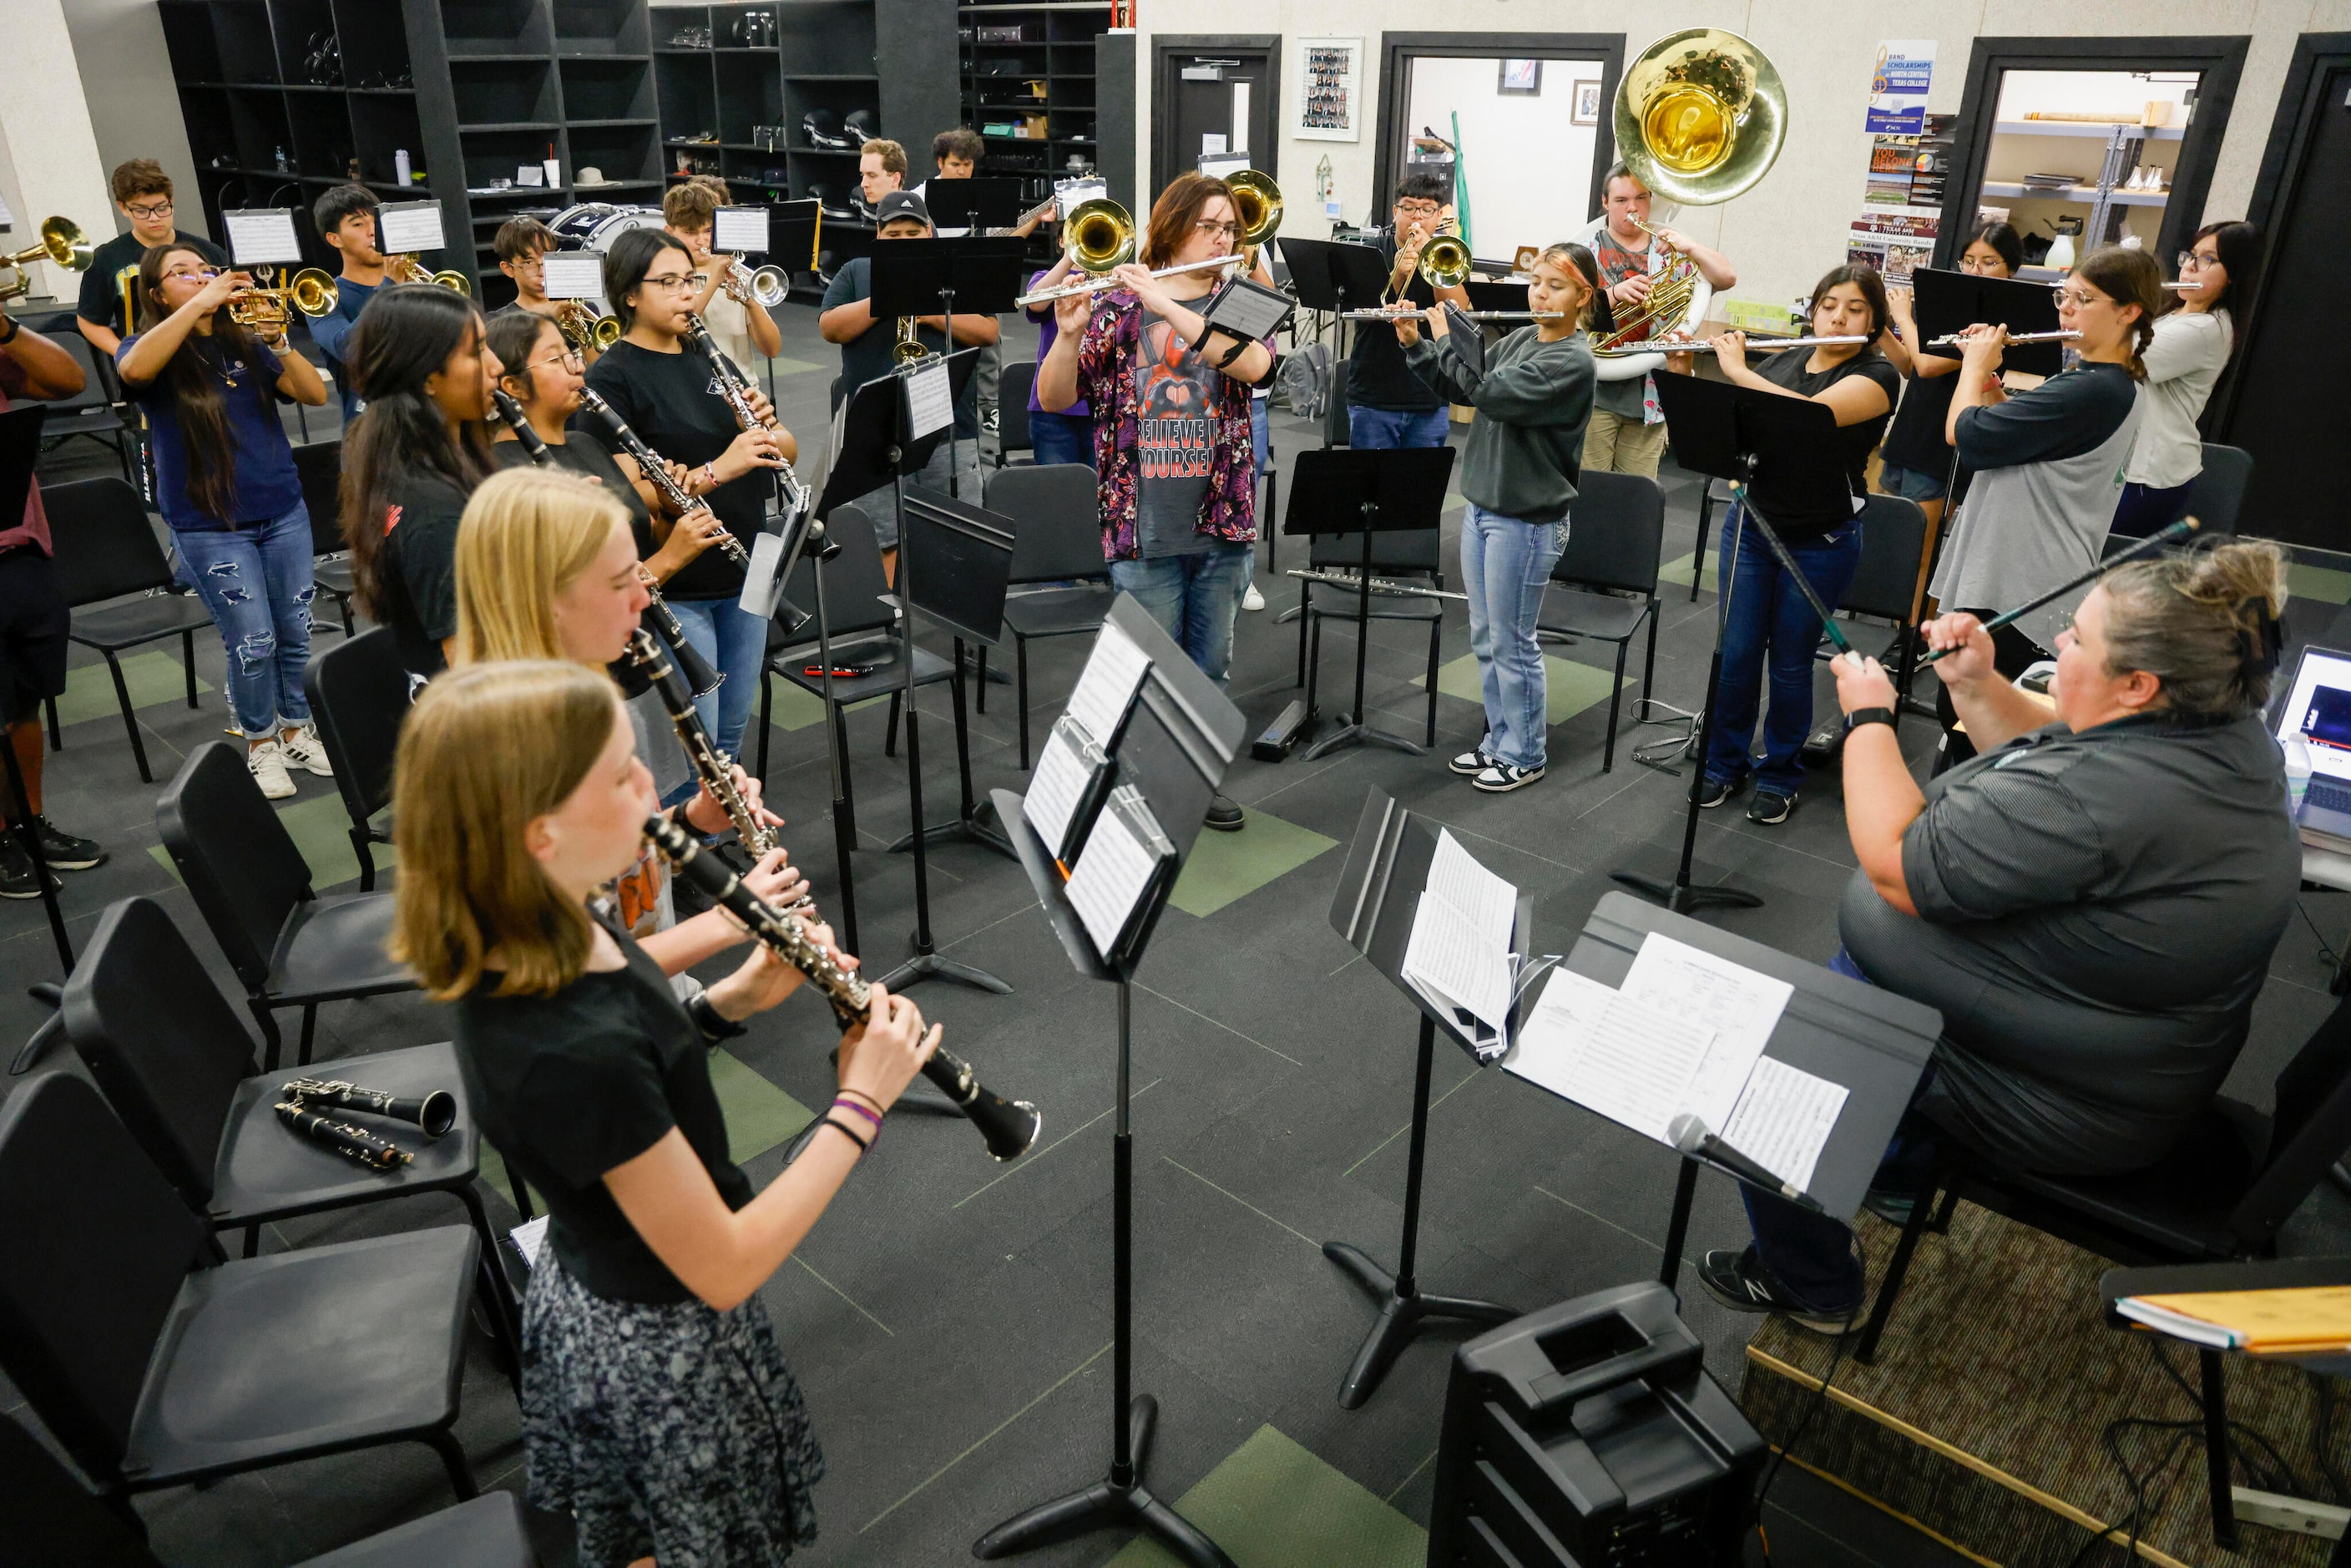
2097;539;2288;721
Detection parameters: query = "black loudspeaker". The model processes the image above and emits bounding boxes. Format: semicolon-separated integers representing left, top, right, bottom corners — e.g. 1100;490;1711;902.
1426;1282;1766;1568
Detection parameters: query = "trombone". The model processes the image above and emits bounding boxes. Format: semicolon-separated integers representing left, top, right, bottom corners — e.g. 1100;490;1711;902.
388;254;472;295
0;217;93;304
553;298;623;352
228;266;339;335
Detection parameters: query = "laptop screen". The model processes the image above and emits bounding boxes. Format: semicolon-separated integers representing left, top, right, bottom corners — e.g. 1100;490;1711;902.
2276;647;2351;779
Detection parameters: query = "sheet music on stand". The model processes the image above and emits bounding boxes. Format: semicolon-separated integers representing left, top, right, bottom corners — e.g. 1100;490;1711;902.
1064;619;1150;746
1400;829;1523;1055
1065;786;1176;964
1022;715;1115;862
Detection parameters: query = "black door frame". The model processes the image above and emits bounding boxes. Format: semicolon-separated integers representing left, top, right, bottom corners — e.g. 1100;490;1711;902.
1371;32;1626;237
2211;31;2351;437
1150;35;1282;198
1936;35;2251;273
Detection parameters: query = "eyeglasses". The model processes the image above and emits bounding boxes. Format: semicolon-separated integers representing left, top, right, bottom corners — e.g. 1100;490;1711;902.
2051;286;2106;310
1193;220;1241;239
2177;250;2218;272
1393;203;1443;219
162;267;219;283
527;347;584;372
125;200;174;221
640;272;710;293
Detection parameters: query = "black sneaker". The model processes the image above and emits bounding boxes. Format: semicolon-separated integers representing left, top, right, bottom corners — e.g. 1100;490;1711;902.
1449;749;1494;777
1747;790;1795;826
1860;1187;1920;1228
1697;775;1742;808
0;836;60;901
1697;1247;1861;1337
1204;794;1245;832
30;817;106;872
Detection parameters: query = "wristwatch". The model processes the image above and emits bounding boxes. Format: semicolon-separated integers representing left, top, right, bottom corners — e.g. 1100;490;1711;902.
1842;706;1897;736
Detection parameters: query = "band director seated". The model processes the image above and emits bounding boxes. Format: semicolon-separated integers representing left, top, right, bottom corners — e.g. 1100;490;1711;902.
1701;540;2303;1332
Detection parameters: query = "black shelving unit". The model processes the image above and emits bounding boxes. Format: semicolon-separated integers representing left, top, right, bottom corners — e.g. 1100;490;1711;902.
958;1;1110;270
156;0;665;307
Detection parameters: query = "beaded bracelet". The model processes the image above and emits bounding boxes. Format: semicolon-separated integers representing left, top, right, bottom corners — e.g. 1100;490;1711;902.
822;1114;871;1156
832;1095;883;1135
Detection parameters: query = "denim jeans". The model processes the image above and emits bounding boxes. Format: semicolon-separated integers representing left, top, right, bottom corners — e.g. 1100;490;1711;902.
1706;505;1865;797
1251;395;1271;470
1108;541;1253;687
1875;458;1948;503
1029;409;1095;468
173;501;316;736
1347;404;1451;450
1461;503;1568;771
665;594;767;770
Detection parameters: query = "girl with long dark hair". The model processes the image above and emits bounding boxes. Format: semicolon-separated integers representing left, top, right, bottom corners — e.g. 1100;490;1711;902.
116;244;333;798
1877;221;2024;535
2115;220;2263;537
336;284;496;680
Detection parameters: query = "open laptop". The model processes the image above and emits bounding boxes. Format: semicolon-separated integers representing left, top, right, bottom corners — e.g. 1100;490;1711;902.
2273;645;2351;842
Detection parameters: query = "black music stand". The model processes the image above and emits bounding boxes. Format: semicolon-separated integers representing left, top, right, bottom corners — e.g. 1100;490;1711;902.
1611;372;1844;915
868;237;1027;497
1285;445;1456;759
0;405;67;970
922;177;1020;235
1273;236;1390;453
1546;893;1939;1298
1320;789;1523;1408
977;594;1246;1568
1910;267;2065;378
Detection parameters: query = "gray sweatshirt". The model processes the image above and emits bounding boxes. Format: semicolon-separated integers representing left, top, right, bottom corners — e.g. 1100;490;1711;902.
1403;326;1595;523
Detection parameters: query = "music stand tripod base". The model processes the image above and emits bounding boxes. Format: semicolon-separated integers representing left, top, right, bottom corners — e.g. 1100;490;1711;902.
973;1393;1236;1568
1322;1242;1516;1409
1606;869;1762;915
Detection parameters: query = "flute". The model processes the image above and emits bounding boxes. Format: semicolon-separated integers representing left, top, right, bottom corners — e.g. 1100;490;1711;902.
1922;328;2081;351
488;389;723;695
574;387;750;569
645;816;1041;1162
1341;307;1566;322
1600;334;1871;355
681;316;815;525
1014;253;1241;307
1916;518;2198;666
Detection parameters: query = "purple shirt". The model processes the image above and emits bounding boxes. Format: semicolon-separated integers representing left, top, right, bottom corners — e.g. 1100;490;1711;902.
1026;268;1090;417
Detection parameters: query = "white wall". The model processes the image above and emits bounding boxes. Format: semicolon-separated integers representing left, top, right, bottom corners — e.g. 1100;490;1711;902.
61;0;205;240
1136;0;2351;313
1403;54;1604;260
0;0;110;304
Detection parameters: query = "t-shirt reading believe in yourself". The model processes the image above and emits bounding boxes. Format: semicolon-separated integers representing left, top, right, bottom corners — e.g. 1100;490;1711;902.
377;470;471;680
1135;308;1216;558
584;339;756;602
453;909;754;1304
1741;347;1900;539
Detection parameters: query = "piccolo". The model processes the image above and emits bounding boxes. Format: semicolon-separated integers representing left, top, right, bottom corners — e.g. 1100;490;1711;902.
1014;253;1241;307
282;1078;456;1139
1287;568;1468;604
488;389;724;696
1602;334;1871;355
1922;328;2081;350
575;387;750;569
645;816;1041;1162
1916;518;2198;666
681;316;815;525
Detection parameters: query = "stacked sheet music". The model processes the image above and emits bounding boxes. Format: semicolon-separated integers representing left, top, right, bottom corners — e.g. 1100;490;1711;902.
1504;933;1848;1199
1400;830;1549;1061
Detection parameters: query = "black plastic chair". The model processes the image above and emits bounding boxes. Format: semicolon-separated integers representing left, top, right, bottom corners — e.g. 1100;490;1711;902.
63;897;519;1363
2103;441;2252;556
305;626;406;891
1535;471;1665;771
983;463;1115;768
294;439;356;635
1823;493;1933;718
995;361;1035;468
38;476;214;781
1853;991;2351;1543
33;331;139;484
156;741;417;1072
0;1072;483;1503
0;1413;535;1568
1690;476;1734;601
1298;521;1446;748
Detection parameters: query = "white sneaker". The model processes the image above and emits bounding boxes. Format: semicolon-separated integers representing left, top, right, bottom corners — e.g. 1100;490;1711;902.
248;740;296;799
280;721;335;777
1241;581;1266;611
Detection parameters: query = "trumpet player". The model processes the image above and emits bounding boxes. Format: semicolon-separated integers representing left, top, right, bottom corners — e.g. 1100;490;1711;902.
117;245;334;800
1347;169;1467;453
75;159;226;359
1583;164;1737;478
665;180;782;368
392;658;938;1568
310;184;387;426
491;216;603;368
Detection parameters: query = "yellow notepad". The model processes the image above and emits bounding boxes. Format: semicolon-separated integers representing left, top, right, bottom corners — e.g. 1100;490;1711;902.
2122;1286;2351;1354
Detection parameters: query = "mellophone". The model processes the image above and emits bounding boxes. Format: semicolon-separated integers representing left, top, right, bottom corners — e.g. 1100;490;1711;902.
643;816;1042;1162
273;1077;458;1171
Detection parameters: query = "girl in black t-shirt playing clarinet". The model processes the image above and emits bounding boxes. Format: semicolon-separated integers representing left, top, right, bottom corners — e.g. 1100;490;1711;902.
394;658;938;1566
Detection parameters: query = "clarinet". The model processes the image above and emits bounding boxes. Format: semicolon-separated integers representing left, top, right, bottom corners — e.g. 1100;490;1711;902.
275;1099;412;1171
487;388;724;697
644;814;1041;1162
627;628;775;855
680;315;815;524
282;1078;457;1139
574;387;751;569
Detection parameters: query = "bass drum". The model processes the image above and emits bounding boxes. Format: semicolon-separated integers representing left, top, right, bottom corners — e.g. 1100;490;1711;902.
547;202;664;254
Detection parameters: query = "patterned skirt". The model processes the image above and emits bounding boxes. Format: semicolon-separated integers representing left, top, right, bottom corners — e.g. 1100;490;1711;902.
520;1249;825;1568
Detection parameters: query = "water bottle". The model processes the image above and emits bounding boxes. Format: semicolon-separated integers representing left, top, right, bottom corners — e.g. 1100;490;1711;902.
2285;733;2313;819
394;148;412;185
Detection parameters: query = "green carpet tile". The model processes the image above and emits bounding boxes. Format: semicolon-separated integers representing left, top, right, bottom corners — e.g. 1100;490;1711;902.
1168;808;1338;918
48;649;211;728
760;670;897;733
2290;561;2351;606
147;788;376;890
1418;651;1630;725
1105;1425;1425;1568
1657;551;1722;594
766;353;827;377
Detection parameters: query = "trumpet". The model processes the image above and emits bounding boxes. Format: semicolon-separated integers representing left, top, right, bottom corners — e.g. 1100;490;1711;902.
892;315;929;366
0;216;92;304
1287;568;1468;604
553;298;623;352
388;253;472;295
682;315;814;525
644;814;1041;1161
281;1077;456;1139
1600;332;1870;356
1922;327;2081;351
720;258;790;309
574;387;749;569
1014;252;1244;308
228;266;339;335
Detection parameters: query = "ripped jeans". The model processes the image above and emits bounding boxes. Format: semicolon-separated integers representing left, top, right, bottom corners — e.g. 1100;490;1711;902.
172;501;316;736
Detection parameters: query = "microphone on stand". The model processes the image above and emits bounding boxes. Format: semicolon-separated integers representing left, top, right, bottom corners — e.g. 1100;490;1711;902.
1667;1113;1823;1211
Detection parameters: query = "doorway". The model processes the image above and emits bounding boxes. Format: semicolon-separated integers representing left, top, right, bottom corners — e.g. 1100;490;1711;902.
2218;33;2351;549
1152;37;1279;198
